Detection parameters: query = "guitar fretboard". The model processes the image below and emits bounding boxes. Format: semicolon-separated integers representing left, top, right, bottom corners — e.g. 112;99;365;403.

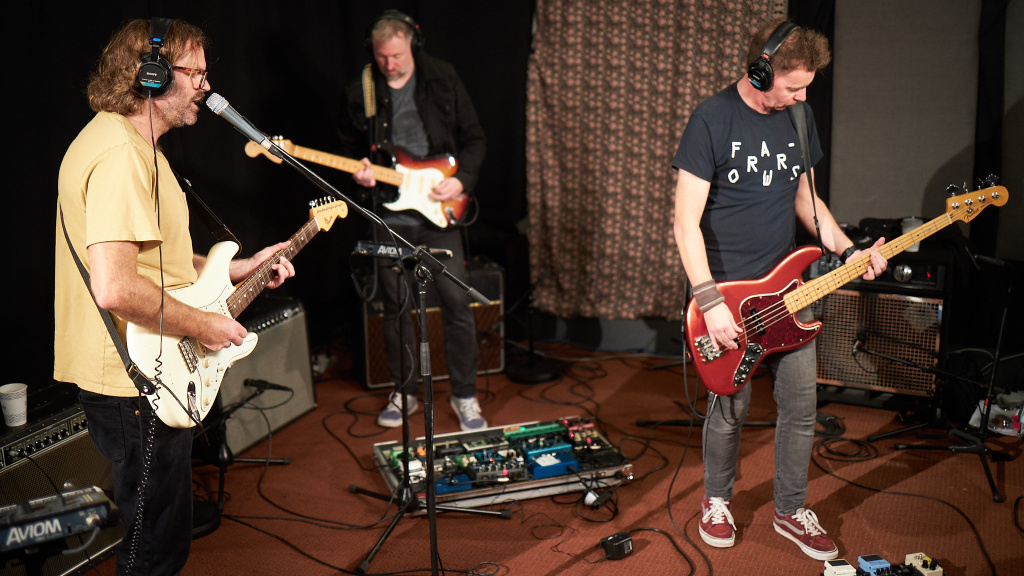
225;217;322;317
288;144;404;187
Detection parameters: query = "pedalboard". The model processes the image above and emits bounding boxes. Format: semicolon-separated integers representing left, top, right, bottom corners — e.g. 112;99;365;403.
822;552;943;576
372;416;632;511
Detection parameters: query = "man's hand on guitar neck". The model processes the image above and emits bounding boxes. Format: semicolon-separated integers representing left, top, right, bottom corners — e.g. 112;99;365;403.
354;158;376;187
844;237;888;280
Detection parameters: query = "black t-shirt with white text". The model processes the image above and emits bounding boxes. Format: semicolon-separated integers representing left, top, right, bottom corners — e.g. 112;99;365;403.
672;83;822;281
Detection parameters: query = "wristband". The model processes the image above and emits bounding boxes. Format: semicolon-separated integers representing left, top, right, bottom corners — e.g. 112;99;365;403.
840;246;857;263
695;284;725;313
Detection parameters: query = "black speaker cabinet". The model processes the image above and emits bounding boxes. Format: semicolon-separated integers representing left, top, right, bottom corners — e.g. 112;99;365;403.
212;297;316;455
1;403;125;575
363;260;504;389
814;288;943;397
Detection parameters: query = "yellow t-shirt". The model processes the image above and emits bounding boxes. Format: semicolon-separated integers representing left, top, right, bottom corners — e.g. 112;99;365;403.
55;111;197;396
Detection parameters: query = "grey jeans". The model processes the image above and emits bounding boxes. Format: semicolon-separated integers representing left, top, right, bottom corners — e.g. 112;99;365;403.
701;309;818;516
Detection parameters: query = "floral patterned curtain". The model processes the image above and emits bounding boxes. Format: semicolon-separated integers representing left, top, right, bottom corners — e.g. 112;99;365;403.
526;0;785;319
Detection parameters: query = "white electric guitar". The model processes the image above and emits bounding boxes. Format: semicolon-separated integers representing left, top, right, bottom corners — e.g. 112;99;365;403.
126;198;348;428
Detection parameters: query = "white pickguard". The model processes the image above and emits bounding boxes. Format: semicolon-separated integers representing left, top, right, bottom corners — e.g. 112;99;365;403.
126;242;257;428
383;165;448;228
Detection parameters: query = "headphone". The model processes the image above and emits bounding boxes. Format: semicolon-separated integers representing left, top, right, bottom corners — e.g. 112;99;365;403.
747;21;800;92
137;17;175;95
365;9;424;52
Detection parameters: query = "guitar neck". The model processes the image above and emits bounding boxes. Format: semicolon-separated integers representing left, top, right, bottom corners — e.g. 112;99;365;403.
286;144;404;186
224;217;321;317
786;213;951;312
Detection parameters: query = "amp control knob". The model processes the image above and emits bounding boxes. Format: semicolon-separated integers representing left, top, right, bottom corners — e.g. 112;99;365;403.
893;264;913;283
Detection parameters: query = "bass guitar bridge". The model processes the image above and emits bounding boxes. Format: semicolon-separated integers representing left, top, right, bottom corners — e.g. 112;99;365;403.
693;335;723;363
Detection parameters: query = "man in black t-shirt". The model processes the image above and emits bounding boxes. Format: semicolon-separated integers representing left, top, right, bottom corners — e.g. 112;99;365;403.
672;18;887;561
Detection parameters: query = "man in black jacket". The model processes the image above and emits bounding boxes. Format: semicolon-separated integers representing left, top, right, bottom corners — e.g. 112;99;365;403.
338;10;488;431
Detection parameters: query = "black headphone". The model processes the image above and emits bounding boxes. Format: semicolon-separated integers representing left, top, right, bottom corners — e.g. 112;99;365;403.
137;17;175;95
747;21;800;92
365;9;424;52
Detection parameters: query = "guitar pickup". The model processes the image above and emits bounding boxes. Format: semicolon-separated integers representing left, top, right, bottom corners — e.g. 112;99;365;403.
178;338;199;373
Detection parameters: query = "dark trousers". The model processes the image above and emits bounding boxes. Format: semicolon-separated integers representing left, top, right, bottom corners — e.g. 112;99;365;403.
79;390;193;576
377;225;478;398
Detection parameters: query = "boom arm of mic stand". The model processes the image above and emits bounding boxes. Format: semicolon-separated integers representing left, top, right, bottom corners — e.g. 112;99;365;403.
265;140;489;306
855;344;985;388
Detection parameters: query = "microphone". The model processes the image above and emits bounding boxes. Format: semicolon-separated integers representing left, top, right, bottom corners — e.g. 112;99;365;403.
852;332;867;356
205;93;277;153
244;379;291;393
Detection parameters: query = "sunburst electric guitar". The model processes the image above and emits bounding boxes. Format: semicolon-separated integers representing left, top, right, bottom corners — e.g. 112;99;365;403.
687;186;1008;396
244;137;466;229
126;198;348;428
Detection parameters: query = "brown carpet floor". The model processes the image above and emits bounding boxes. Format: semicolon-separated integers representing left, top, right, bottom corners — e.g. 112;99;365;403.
97;343;1023;576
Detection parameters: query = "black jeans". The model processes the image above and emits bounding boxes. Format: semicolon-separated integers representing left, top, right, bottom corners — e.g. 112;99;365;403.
377;224;479;398
79;390;193;576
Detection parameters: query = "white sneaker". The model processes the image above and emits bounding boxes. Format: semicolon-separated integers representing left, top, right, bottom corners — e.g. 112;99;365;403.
449;396;487;431
377;391;419;428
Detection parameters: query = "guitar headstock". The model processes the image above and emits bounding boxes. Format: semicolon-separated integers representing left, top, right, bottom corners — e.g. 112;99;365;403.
946;186;1008;223
243;136;295;165
308;197;348;230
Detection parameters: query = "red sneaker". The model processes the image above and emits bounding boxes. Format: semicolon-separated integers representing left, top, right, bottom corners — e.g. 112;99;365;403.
773;508;838;560
699;497;736;548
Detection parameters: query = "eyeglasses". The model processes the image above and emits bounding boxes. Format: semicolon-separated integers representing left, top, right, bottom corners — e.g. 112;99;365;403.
172;66;208;89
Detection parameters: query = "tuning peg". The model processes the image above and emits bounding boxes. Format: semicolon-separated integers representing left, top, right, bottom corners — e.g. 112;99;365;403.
984;174;1000;187
945;184;960;196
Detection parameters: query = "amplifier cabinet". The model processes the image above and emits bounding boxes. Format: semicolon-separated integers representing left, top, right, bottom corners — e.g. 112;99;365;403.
814;288;943;397
209;297;316;455
363;261;504;389
0;404;125;575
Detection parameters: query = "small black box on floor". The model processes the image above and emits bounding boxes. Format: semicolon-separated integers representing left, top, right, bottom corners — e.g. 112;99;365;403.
363;259;504;389
203;296;317;455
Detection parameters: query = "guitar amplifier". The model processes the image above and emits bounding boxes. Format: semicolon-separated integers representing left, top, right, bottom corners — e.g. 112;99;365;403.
1;389;125;575
363;259;504;389
201;296;317;455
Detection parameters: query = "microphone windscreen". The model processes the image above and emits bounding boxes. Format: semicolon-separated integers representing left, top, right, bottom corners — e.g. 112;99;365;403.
206;92;228;114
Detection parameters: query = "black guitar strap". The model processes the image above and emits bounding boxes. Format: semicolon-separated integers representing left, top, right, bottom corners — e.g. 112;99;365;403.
789;101;827;256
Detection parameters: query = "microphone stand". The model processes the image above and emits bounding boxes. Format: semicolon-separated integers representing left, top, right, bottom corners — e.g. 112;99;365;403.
854;299;1013;502
247;137;497;576
192;385;290;538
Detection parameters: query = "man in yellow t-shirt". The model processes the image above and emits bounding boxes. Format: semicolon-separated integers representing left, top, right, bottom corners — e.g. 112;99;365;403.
55;18;295;575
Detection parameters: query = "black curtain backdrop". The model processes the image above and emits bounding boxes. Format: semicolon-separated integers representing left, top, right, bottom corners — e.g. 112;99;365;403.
9;1;534;387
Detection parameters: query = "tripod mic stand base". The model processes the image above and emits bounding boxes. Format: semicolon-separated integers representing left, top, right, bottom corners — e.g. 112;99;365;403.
505;352;561;384
192;499;222;539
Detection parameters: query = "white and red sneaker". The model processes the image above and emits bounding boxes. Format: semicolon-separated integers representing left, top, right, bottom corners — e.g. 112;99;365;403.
698;497;736;548
773;508;838;560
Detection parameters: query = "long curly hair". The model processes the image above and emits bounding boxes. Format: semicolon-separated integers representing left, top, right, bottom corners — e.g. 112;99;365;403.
86;19;209;115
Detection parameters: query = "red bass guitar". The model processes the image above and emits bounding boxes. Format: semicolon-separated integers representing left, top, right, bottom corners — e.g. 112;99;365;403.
686;186;1008;396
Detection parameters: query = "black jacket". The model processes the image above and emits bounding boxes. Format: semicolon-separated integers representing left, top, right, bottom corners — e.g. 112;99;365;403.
337;51;486;195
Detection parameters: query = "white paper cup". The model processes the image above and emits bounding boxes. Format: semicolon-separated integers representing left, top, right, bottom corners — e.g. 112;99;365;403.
0;383;28;427
901;217;924;252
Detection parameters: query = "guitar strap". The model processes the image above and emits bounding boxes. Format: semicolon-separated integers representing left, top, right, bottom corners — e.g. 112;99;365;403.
788;101;827;255
362;64;377;120
58;206;156;395
173;170;241;249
